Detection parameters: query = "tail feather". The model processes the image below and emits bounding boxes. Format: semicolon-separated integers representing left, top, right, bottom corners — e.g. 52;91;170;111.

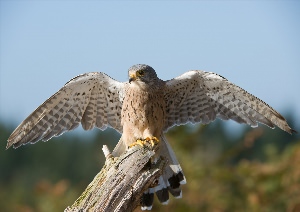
167;171;185;198
155;176;169;204
141;135;186;210
141;190;154;210
112;137;126;157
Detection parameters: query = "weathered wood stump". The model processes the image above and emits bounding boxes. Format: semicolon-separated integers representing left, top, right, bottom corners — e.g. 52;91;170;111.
65;143;164;212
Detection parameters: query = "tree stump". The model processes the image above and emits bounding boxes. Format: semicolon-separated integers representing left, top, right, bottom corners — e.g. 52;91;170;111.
65;142;164;212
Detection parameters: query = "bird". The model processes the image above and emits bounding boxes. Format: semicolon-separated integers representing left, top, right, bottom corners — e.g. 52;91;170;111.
7;64;296;210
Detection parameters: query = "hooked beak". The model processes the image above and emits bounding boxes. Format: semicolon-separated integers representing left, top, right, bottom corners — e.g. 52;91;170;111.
129;73;136;83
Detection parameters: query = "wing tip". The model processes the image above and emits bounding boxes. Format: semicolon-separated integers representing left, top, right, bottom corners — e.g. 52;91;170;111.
6;140;20;150
6;142;12;150
282;122;297;135
289;128;298;135
6;138;14;150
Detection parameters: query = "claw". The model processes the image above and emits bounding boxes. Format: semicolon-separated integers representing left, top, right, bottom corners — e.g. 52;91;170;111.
129;139;147;148
145;137;160;147
129;137;160;149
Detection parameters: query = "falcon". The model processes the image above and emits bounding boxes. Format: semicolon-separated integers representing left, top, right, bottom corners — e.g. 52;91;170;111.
7;64;296;210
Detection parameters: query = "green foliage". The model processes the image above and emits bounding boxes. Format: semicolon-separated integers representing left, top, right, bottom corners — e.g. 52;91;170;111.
0;119;299;212
145;121;300;212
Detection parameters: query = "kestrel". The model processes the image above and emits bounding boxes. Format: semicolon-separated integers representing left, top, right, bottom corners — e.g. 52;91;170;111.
7;64;296;210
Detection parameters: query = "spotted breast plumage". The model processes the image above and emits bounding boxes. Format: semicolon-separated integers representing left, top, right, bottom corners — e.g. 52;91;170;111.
7;64;296;210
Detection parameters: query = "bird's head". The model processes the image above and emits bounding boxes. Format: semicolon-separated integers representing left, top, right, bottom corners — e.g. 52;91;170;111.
128;64;158;85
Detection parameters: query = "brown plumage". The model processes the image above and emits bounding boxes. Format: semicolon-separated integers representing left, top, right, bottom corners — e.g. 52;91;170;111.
7;64;296;210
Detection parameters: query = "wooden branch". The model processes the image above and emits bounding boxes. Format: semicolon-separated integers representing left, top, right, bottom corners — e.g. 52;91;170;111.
65;143;165;212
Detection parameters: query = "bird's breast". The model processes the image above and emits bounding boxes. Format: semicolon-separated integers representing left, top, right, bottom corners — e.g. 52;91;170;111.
121;87;166;136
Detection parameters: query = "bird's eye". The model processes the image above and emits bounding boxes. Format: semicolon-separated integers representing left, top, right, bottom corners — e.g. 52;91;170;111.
137;70;145;76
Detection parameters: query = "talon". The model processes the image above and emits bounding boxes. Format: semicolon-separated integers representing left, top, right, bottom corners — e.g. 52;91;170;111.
129;137;160;148
146;137;160;147
150;140;155;147
152;137;159;142
129;139;146;148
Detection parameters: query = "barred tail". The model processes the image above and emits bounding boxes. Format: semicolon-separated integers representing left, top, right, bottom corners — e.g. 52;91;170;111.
141;135;186;210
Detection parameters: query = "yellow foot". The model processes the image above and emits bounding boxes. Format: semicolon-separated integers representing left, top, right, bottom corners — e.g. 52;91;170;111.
128;137;160;149
145;137;160;147
129;139;147;148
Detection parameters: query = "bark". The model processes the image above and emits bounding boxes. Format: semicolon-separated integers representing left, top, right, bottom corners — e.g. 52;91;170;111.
65;143;164;212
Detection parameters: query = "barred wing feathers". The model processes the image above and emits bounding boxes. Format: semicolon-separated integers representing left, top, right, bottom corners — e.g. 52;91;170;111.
163;70;295;134
7;72;124;149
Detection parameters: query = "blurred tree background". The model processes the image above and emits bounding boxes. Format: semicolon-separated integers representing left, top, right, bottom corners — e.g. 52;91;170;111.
0;116;299;212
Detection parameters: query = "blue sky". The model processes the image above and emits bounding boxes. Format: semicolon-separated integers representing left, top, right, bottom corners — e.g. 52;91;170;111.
0;1;299;133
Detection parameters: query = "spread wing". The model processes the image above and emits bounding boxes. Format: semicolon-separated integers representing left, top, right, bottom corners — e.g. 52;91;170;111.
163;70;295;134
7;72;125;149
